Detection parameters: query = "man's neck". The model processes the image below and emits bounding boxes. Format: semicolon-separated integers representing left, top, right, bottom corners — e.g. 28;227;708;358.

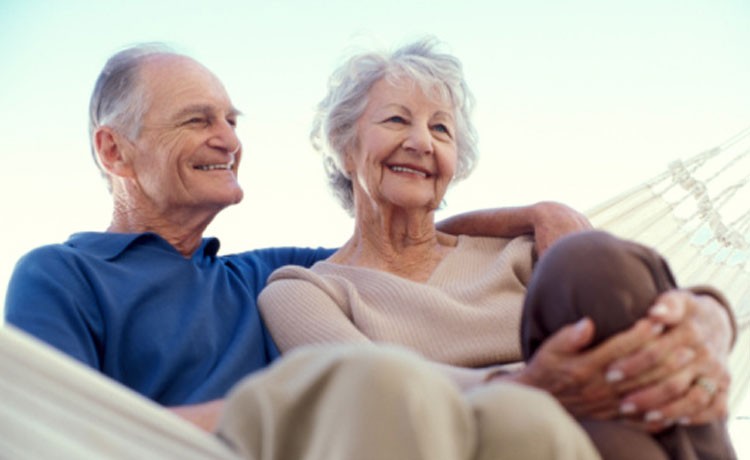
108;204;216;258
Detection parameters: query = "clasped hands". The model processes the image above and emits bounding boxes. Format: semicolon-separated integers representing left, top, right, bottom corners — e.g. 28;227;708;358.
507;289;733;433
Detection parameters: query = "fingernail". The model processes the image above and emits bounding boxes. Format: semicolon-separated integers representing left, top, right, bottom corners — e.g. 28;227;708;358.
651;323;665;335
620;402;637;415
650;303;670;318
678;416;691;425
570;318;588;339
645;410;663;422
606;369;624;383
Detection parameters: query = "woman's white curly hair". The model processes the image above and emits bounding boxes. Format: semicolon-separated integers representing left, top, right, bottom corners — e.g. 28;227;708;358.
310;37;478;215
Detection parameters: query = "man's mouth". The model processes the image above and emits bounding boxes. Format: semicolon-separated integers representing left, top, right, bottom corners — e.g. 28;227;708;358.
388;165;431;178
194;155;236;171
195;163;233;171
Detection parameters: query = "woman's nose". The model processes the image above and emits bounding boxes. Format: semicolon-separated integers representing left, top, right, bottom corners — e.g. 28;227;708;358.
402;124;433;155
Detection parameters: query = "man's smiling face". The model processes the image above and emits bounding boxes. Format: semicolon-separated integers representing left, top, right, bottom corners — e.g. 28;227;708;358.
123;54;244;216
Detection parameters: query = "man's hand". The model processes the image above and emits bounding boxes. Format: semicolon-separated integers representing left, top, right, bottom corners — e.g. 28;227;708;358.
169;399;224;432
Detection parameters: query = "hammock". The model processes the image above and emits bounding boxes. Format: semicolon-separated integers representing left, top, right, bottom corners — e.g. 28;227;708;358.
0;325;239;459
587;125;750;411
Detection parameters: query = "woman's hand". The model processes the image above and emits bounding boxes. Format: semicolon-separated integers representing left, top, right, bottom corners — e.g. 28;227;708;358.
505;316;664;420
604;290;733;432
507;289;733;433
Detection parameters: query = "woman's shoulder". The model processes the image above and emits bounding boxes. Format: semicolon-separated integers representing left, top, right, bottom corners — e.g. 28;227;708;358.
456;234;534;252
267;263;322;282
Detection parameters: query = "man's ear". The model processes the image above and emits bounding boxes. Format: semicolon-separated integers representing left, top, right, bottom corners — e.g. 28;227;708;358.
94;127;135;178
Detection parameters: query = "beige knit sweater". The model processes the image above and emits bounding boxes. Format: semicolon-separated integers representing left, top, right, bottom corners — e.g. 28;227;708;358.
258;235;535;368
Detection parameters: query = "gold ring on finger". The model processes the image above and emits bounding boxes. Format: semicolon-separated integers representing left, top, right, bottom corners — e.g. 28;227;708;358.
695;376;718;397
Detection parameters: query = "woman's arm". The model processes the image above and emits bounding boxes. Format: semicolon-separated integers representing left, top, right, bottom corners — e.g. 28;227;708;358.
258;270;495;390
258;275;373;352
436;201;592;256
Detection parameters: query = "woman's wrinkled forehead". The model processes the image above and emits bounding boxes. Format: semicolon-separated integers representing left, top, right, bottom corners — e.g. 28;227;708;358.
378;72;456;110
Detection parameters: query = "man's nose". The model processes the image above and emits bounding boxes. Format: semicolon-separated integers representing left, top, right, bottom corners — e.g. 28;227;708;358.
208;119;241;154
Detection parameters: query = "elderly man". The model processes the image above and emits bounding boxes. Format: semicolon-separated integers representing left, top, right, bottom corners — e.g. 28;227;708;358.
4;44;601;459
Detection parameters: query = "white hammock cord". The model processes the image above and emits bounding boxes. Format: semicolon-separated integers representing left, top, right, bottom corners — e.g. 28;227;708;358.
587;125;750;411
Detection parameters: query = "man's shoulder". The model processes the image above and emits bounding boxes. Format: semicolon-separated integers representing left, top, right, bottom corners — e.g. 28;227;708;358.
12;233;167;277
15;240;79;267
65;232;155;260
15;232;126;263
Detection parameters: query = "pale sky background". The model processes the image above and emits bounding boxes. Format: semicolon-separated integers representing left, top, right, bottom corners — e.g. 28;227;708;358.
1;0;749;437
2;0;749;290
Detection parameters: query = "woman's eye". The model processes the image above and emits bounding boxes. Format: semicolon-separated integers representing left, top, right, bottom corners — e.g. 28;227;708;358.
432;124;451;135
385;115;407;124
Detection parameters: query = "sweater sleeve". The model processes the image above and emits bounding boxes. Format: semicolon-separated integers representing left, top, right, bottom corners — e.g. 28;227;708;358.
258;265;508;391
258;267;372;353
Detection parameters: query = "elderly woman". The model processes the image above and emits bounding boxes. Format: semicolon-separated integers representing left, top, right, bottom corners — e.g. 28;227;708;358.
259;39;736;459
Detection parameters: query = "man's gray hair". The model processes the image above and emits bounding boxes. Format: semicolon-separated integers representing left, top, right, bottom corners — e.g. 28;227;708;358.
310;37;478;215
88;42;179;182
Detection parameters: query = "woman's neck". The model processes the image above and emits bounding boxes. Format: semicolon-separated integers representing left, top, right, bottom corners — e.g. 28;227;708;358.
331;206;457;282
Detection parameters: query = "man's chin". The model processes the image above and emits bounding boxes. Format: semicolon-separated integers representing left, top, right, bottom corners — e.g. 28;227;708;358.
235;187;244;202
226;189;244;206
230;194;244;206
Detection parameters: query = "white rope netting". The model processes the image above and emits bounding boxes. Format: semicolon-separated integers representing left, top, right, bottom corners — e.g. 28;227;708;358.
587;125;750;411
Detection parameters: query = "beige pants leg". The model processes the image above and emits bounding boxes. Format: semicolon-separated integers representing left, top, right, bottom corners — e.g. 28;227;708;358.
467;382;602;460
216;344;602;460
216;344;475;460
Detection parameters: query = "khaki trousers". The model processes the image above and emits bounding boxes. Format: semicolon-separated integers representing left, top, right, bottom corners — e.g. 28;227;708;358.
216;344;601;460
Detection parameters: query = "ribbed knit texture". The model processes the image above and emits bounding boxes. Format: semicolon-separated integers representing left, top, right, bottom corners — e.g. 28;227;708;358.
259;235;535;368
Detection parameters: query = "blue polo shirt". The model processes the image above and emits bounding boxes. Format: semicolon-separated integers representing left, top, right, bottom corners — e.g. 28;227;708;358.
4;232;333;405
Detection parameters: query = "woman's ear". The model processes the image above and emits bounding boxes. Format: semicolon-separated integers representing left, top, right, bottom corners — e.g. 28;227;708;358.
94;127;135;179
342;151;355;179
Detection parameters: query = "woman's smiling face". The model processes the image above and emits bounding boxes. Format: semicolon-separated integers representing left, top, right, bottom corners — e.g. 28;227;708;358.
346;77;458;215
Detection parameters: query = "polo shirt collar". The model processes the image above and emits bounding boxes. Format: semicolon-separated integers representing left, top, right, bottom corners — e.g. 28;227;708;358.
67;232;221;260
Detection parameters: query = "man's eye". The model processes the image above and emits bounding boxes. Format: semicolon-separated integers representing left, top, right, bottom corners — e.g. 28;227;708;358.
184;117;208;126
227;118;238;128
